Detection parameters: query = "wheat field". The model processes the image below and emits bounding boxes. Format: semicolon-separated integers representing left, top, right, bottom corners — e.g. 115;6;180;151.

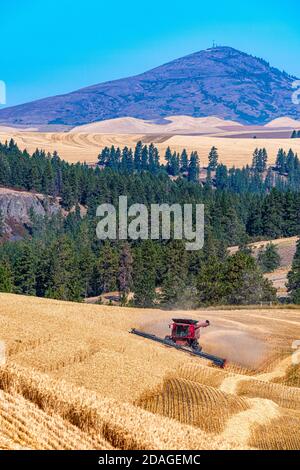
0;293;299;449
1;131;300;167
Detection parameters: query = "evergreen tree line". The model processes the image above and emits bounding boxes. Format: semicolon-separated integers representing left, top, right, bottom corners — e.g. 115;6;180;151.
1;141;300;214
0;212;276;307
98;141;210;181
2;141;300;243
98;143;300;193
4;210;300;305
291;130;300;139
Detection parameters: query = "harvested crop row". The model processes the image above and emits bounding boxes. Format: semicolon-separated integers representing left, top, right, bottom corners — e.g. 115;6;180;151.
137;377;249;434
12;336;102;373
0;434;28;450
0;390;112;450
273;364;300;388
176;363;227;388
176;360;300;410
236;378;300;410
0;363;246;450
249;409;300;450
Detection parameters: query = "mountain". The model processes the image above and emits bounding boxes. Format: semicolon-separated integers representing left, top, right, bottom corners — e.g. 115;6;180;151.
0;46;299;127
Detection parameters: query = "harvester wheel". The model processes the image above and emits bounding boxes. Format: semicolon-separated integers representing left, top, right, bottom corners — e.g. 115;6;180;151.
191;341;202;352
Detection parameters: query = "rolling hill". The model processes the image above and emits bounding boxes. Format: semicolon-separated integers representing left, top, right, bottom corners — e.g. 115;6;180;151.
265;117;300;129
70;115;242;134
0;46;299;127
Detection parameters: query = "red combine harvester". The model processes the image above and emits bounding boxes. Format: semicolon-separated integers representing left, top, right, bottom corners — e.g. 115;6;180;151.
130;318;226;368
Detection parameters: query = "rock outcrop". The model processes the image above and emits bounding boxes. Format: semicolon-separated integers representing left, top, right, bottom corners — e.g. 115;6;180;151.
0;187;61;239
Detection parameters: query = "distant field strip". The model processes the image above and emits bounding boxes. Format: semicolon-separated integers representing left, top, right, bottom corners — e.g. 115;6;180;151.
1;131;300;167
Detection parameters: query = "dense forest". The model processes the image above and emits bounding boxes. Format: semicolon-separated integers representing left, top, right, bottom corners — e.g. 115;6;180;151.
0;139;300;306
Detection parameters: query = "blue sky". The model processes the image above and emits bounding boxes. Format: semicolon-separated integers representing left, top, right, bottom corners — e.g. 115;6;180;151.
1;0;299;107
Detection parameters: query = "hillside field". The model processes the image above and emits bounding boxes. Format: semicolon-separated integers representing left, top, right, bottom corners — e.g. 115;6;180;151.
0;293;299;450
1;130;300;167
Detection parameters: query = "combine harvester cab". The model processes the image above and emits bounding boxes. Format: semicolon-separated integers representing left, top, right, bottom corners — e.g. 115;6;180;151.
130;318;226;368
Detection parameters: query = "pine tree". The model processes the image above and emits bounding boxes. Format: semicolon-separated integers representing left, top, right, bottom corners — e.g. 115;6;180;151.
45;235;83;301
0;259;14;293
161;241;188;306
0;154;11;185
153;147;160;171
261;190;283;238
197;256;226;305
257;243;281;273
180;149;189;173
133;241;157;307
14;243;37;295
252;148;259;170
76;221;95;298
221;206;246;245
61;179;76;210
264;168;275;191
205;168;213;188
115;147;122;168
96;242;119;293
118;242;133;304
123;148;134;173
141;145;149;171
148;144;157;173
134;141;143;171
276;149;287;174
208;146;219;170
165;147;173;175
261;148;268;172
286;149;295;174
215;164;228;190
252;148;268;173
188;151;200;182
224;251;276;305
291;130;297;139
29;157;42;192
169;152;180;176
98;147;110;166
121;146;129;171
287;239;300;303
42;158;55;195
